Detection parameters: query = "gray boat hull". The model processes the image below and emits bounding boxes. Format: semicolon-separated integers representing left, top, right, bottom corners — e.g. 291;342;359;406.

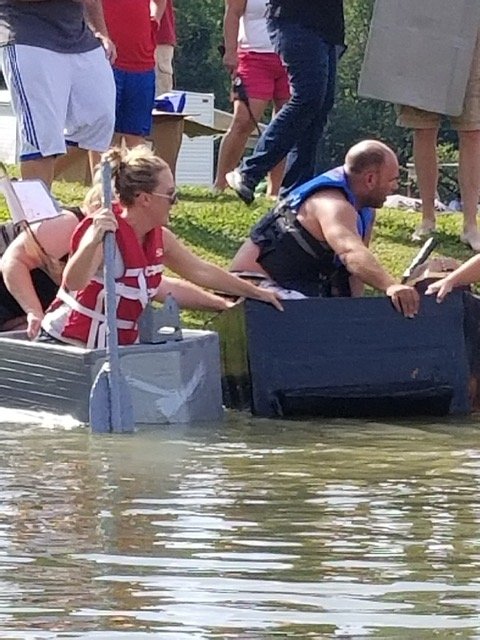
0;329;224;425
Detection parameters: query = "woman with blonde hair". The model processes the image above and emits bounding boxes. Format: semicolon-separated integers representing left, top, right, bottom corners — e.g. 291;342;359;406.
41;146;282;348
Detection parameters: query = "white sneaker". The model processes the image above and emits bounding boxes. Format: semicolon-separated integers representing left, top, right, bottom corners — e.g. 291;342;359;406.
225;169;255;205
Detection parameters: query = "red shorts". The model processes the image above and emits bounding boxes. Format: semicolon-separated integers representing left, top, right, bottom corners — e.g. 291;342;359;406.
237;50;290;102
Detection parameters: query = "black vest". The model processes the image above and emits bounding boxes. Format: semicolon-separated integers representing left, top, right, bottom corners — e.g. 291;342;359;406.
250;206;351;297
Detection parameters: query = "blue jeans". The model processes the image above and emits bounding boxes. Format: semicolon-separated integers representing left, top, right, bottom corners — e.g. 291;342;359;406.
240;19;337;198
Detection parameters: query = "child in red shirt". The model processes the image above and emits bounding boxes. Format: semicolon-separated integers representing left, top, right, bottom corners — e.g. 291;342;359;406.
103;0;165;147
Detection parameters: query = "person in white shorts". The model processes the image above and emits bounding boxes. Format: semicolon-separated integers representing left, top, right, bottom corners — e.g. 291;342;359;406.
0;0;117;188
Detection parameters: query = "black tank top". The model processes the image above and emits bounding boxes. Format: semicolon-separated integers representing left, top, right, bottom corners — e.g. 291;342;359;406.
268;0;345;45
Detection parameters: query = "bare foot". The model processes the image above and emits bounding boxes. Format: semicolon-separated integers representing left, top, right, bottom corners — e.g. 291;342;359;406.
460;230;480;252
411;224;436;242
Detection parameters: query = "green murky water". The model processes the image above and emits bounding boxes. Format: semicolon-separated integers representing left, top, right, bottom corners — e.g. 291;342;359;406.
1;410;480;638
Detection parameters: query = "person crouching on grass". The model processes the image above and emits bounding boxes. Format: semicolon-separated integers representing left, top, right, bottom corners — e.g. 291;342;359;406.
41;146;282;348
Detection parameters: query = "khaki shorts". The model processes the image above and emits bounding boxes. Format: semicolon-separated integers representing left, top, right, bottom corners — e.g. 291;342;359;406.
155;44;174;95
397;30;480;131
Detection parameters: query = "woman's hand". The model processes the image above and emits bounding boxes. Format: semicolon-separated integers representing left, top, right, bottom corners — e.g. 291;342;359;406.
425;277;454;302
90;208;118;246
27;311;43;340
253;288;284;311
223;50;238;75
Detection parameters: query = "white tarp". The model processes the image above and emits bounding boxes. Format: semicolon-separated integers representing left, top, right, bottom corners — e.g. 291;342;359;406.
358;0;480;116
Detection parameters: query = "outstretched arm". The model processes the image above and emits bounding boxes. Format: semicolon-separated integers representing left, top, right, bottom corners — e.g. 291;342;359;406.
162;228;283;310
426;254;480;302
154;276;232;311
2;213;78;337
309;193;419;317
348;210;376;297
2;238;44;336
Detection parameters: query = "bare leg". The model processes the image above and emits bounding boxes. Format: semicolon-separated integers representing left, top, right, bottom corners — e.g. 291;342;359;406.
55;147;108;186
154;44;174;96
21;156;55;188
214;99;268;191
88;150;101;180
458;130;480;250
54;146;90;183
0;316;27;332
412;127;438;238
229;238;267;274
266;159;286;198
122;134;146;149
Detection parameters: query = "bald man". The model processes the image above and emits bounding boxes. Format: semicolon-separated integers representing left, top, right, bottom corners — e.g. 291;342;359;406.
230;140;420;317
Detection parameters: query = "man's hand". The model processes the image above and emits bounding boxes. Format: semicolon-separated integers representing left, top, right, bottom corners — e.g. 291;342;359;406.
386;283;420;318
96;34;116;64
27;311;44;340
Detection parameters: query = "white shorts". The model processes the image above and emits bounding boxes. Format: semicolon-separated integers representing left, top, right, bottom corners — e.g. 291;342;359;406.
2;44;116;160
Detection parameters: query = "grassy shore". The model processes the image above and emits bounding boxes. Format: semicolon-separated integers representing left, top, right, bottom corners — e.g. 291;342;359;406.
0;181;476;325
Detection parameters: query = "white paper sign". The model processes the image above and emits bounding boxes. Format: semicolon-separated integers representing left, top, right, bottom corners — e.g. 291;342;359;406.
358;0;480;116
0;178;60;225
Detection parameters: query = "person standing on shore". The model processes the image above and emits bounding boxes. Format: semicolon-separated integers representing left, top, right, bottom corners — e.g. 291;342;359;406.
0;0;116;188
214;0;290;198
103;0;165;148
396;31;480;250
226;0;344;204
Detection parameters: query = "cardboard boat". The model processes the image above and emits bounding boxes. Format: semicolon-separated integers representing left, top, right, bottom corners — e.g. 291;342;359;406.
3;285;480;423
210;288;480;419
0;301;224;425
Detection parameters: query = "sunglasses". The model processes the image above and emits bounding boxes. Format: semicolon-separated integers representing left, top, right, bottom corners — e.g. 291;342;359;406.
150;191;178;205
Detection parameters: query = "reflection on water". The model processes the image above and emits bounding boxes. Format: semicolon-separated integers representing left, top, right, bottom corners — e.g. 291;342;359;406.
0;412;480;637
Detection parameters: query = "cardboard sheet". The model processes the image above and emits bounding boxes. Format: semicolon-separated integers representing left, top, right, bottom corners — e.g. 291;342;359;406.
358;0;480;116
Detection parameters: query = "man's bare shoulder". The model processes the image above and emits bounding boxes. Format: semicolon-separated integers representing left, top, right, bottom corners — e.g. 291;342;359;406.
302;188;357;221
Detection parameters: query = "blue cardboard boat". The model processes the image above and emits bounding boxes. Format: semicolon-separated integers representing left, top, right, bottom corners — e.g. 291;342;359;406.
211;289;480;418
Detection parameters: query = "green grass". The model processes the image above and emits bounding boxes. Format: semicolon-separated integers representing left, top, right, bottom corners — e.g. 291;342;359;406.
167;187;475;287
0;181;474;326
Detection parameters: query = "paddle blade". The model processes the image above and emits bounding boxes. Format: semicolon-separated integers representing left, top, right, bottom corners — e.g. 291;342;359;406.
401;237;438;284
89;364;135;433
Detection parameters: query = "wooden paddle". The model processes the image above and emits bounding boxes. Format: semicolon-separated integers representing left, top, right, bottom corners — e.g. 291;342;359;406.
401;236;438;284
89;162;134;433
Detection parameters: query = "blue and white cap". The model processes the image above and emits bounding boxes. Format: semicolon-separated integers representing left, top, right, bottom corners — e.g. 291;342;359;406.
154;92;186;113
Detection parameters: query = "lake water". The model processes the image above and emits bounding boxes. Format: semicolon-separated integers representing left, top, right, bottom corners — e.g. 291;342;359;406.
1;409;480;638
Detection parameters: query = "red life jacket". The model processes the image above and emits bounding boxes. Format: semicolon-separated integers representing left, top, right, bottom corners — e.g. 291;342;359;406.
43;209;163;348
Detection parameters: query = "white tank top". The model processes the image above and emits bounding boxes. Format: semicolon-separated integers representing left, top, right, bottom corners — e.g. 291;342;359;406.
238;0;274;53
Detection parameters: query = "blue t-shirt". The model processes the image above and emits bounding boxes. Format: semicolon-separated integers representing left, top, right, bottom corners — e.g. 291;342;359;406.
0;0;100;53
